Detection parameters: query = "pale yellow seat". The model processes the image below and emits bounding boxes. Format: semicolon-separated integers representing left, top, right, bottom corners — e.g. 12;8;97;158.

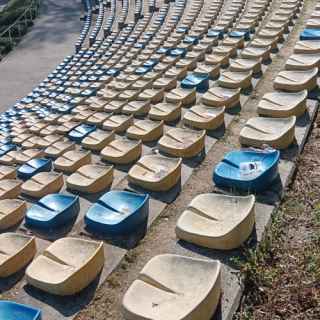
87;112;112;126
122;254;221;320
131;79;153;91
229;58;262;74
205;53;230;66
202;86;240;109
74;110;95;122
35;135;62;148
222;36;245;49
57;121;80;135
0;199;26;230
0;149;44;165
294;40;320;54
0;233;36;277
258;29;284;41
21;172;64;198
0;179;22;200
103;115;134;133
274;68;318;91
165;66;188;80
183;104;225;130
118;89;141;102
122;100;151;116
100;138;142;164
153;77;177;91
250;37;278;51
258;90;307;117
138;88;164;104
0;166;16;180
218;70;252;89
306;18;320;29
44;140;75;158
104;100;126;113
29;122;48;134
158;128;206;158
67;164;113;193
149;102;182;122
240;116;296;149
54;150;92;173
241;46;271;62
194;63;220;79
176;194;255;250
12;133;33;145
26;237;104;296
127;120;164;142
285;54;320;70
57;114;75;124
40;124;59;136
82;129;115;151
128;154;182;191
166;88;196;106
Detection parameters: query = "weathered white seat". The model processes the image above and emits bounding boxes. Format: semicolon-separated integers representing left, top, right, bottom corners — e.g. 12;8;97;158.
166;88;196;106
26;237;104;295
128;154;182;191
122;254;221;320
202;86;241;108
240;116;296;149
54;150;92;173
0;166;16;180
149;102;182;122
285;54;320;70
82;129;115;151
294;40;320;54
176;194;255;249
127;120;164;142
0;199;26;230
103;115;134;133
0;180;22;200
258;90;307;117
44;140;75;158
218;70;252;89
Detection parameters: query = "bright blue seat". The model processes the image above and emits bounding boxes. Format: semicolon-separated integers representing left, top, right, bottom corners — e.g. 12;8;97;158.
213;149;280;192
106;68;120;77
176;26;188;34
0;301;41;320
135;66;152;75
143;59;159;68
181;73;209;92
0;144;16;156
18;158;52;180
68;124;96;142
229;30;250;41
85;191;149;235
300;28;320;40
26;194;80;229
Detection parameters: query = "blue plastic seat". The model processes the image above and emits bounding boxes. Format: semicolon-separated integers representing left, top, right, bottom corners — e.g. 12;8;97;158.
229;30;250;41
68;124;96;142
135;66;152;75
0;144;16;156
207;28;224;39
18;158;52;180
183;35;199;45
106;68;120;77
213;149;280;192
181;73;209;92
0;301;41;320
169;47;187;58
26;194;80;229
85;191;149;235
143;59;159;68
300;28;320;40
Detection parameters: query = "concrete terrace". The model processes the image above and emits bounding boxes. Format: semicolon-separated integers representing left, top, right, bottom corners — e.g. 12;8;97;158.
0;0;82;112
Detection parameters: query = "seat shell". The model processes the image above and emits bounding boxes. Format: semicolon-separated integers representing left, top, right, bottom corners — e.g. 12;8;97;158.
17;158;52;180
0;199;26;230
0;301;41;320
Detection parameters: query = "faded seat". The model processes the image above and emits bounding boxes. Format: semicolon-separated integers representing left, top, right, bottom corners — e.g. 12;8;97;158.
0;199;26;230
0;179;22;200
127;120;164;142
54;150;91;173
26;237;104;295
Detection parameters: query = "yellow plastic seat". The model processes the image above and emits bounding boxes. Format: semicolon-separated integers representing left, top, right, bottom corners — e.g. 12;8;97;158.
0;233;36;278
0;166;16;180
158;128;206;158
258;90;307;117
82;129;115;151
0;199;26;230
26;237;104;295
102;114;134;133
148;102;182;122
202;86;241;108
87;112;112;126
122;100;151;116
128;154;182;191
176;194;255;249
241;46;271;62
0;179;22;200
44;140;75;158
240;116;296;149
67;164;113;193
274;68;318;91
183;104;225;130
285;54;320;71
229;58;262;74
21;172;64;198
166;88;196;106
218;70;252;89
54;150;92;173
138;88;164;104
100;138;142;164
0;149;44;165
122;254;221;320
127;120;164;142
294;40;320;54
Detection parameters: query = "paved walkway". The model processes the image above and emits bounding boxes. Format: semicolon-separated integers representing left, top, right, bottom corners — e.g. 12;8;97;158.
0;0;82;112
